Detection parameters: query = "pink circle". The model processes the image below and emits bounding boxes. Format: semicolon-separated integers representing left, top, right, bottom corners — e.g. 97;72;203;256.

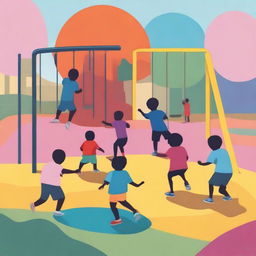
0;0;48;75
205;11;256;82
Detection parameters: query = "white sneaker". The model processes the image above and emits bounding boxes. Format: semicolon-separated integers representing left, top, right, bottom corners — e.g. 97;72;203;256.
30;202;35;212
53;211;64;216
50;119;60;123
65;121;71;129
133;212;141;222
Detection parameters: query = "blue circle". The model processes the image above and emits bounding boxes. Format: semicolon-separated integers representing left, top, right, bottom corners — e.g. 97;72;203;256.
146;13;205;48
54;207;151;234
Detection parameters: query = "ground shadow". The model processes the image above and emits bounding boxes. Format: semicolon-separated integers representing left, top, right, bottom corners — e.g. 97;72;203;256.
166;191;247;217
78;171;107;184
54;207;151;234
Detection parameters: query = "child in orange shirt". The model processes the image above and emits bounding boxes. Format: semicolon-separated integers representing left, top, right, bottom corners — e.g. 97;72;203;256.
182;98;190;123
79;130;104;172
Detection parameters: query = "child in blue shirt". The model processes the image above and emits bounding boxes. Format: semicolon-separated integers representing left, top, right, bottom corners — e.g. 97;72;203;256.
51;68;82;129
138;97;170;156
99;156;144;225
198;135;233;203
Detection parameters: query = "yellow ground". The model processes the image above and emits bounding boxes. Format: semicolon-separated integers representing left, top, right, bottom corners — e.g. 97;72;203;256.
0;155;255;241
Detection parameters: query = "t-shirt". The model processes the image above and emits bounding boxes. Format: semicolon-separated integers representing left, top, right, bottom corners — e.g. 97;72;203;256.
166;146;188;171
207;148;232;174
81;140;99;155
40;161;63;186
184;103;190;116
144;110;168;131
105;170;133;195
112;120;127;139
60;78;79;102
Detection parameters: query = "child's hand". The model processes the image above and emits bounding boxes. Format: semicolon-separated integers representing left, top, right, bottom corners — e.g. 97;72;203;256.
139;181;145;186
102;120;105;124
138;108;142;112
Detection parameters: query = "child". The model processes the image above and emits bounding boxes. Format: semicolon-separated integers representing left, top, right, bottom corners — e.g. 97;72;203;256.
51;68;82;129
198;135;233;203
79;130;104;172
182;98;190;123
99;156;144;225
30;149;80;216
138;97;170;156
162;133;190;197
102;111;130;157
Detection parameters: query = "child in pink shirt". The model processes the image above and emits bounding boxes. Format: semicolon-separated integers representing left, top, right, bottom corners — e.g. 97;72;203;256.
163;133;190;197
30;149;80;216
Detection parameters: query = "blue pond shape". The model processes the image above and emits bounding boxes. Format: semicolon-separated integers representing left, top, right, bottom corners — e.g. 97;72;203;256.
54;207;151;234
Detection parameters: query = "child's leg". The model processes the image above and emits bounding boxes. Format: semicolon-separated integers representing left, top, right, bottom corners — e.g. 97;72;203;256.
153;141;158;152
188;116;190;122
218;185;230;197
93;163;98;170
113;139;119;157
79;162;87;170
34;198;47;207
68;109;76;122
179;172;189;186
56;197;65;211
118;138;128;156
55;109;62;119
119;200;137;214
168;172;174;193
209;184;214;198
110;202;120;220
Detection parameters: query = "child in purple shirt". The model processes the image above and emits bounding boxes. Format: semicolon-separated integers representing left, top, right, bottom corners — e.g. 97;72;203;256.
102;111;130;157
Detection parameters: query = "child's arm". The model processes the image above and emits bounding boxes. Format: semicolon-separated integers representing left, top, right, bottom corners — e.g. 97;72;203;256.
102;121;112;127
75;88;82;94
62;168;80;174
126;122;130;128
130;181;144;187
198;161;212;166
97;147;105;153
138;109;148;119
98;181;109;190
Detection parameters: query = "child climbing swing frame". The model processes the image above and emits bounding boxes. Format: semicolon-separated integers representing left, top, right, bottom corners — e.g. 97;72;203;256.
132;48;238;173
31;45;121;173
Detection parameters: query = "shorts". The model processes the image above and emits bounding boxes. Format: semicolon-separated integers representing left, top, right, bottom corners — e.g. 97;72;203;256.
209;172;232;186
168;169;187;178
40;183;65;201
58;101;76;111
152;130;171;142
109;193;126;203
81;155;97;164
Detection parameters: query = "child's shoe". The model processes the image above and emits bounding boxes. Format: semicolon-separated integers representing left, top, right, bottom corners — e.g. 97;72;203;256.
65;121;71;129
203;198;214;203
110;219;122;225
133;212;141;222
223;196;232;201
165;192;175;197
185;184;191;190
54;211;64;216
50;119;60;123
152;152;158;156
30;203;35;212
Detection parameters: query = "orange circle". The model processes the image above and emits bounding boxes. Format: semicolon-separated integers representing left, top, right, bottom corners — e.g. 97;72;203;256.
55;5;150;80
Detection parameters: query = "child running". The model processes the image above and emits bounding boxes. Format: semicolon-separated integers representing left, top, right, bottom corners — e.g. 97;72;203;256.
51;68;82;129
138;97;170;156
30;149;80;216
79;130;104;172
102;111;130;157
182;98;190;123
198;135;233;203
99;156;144;225
161;133;190;197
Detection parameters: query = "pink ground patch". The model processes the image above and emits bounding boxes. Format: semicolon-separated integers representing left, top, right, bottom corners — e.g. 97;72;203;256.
197;221;256;256
0;116;254;172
